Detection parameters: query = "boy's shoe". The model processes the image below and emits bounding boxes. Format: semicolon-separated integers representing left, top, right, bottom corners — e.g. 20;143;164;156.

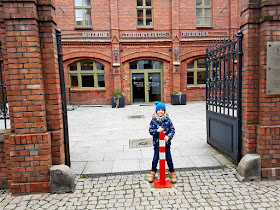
170;172;177;183
148;171;156;183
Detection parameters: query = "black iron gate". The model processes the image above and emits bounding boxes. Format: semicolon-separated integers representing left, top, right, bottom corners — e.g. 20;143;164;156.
0;41;9;129
56;29;71;167
206;31;243;163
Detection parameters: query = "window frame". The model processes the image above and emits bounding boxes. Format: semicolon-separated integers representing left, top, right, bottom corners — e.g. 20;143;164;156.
196;0;212;26
68;60;105;89
129;60;163;70
136;0;153;28
187;57;219;86
187;58;207;86
74;0;92;28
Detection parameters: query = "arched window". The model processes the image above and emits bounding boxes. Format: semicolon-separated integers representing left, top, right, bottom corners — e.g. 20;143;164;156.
187;58;207;85
68;60;105;88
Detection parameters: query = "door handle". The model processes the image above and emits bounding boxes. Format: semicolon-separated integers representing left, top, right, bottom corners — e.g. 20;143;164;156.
147;82;151;90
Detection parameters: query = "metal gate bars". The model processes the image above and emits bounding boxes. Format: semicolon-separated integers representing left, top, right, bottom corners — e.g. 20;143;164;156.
206;31;243;163
0;41;9;129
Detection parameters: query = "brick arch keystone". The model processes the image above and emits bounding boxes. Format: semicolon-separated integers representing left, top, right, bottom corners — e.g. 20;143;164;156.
121;51;171;63
63;51;112;63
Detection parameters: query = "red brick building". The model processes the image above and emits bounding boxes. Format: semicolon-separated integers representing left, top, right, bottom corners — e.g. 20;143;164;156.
54;0;241;105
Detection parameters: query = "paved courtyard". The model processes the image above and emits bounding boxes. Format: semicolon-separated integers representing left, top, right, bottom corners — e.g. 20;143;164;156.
68;102;234;175
1;166;280;209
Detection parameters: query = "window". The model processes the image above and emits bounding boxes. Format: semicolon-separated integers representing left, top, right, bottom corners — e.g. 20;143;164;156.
137;0;153;27
74;0;92;27
187;58;207;85
129;60;162;69
196;0;212;26
69;60;105;88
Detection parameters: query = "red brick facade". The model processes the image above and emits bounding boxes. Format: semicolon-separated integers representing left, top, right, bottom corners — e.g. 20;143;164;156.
240;0;280;179
54;0;240;105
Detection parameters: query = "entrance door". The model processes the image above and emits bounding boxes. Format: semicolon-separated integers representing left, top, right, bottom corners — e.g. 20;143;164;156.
131;71;162;104
130;60;163;104
132;73;145;103
148;72;161;102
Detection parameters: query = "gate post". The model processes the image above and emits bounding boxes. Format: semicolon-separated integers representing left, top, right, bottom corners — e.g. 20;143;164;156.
240;0;280;180
0;0;66;194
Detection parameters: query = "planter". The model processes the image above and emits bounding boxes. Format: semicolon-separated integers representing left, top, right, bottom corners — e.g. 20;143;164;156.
171;93;186;105
111;96;125;108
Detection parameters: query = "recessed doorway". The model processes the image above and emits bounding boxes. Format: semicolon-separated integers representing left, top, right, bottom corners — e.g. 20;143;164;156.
129;60;163;104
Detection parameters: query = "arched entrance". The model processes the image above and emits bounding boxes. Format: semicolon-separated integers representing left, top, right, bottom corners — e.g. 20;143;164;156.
129;60;163;104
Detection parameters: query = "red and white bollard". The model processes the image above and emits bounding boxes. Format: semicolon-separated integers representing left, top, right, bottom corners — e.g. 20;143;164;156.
154;127;172;188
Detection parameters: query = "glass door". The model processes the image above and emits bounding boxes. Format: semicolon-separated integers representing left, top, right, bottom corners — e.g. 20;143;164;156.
130;60;163;104
132;73;145;103
148;73;161;102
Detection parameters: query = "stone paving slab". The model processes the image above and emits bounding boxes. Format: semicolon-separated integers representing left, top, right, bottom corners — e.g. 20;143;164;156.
1;166;280;209
68;102;235;175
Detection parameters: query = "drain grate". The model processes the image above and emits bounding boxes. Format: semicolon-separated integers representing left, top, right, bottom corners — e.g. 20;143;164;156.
128;115;145;119
129;138;153;148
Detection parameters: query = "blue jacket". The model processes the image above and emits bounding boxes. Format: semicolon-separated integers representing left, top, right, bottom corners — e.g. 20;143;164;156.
149;118;175;147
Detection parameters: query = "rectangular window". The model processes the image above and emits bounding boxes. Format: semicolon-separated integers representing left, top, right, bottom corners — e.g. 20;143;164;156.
187;72;194;85
82;75;94;87
98;75;105;87
137;0;153;27
138;60;153;69
197;71;206;84
81;60;93;71
70;75;79;87
75;0;92;27
196;0;212;26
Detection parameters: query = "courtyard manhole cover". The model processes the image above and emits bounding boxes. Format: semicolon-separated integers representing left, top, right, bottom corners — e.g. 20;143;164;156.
129;138;153;148
128;115;145;119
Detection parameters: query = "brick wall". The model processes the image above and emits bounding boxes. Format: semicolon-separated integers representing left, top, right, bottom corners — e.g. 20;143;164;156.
0;0;65;194
54;0;239;105
240;0;280;179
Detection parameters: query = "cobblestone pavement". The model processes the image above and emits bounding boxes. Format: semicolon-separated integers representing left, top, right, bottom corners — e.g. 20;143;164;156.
1;166;280;209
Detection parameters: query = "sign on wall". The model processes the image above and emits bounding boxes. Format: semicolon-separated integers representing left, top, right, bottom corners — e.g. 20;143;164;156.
267;42;280;95
82;32;110;38
180;31;228;38
121;32;170;38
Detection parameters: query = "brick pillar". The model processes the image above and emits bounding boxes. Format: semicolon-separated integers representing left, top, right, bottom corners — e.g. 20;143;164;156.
171;0;181;95
172;36;181;94
37;0;65;165
240;0;280;179
110;0;122;97
1;0;62;194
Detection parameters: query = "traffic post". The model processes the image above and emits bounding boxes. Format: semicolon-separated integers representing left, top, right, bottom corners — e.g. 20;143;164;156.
154;127;172;188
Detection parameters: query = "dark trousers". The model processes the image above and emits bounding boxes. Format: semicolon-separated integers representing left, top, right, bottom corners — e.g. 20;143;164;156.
151;146;175;173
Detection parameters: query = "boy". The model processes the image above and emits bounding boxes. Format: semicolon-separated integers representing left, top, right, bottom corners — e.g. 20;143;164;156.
148;101;176;183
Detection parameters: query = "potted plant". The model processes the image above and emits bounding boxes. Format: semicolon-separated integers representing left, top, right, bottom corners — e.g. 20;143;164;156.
111;90;125;108
171;91;186;105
